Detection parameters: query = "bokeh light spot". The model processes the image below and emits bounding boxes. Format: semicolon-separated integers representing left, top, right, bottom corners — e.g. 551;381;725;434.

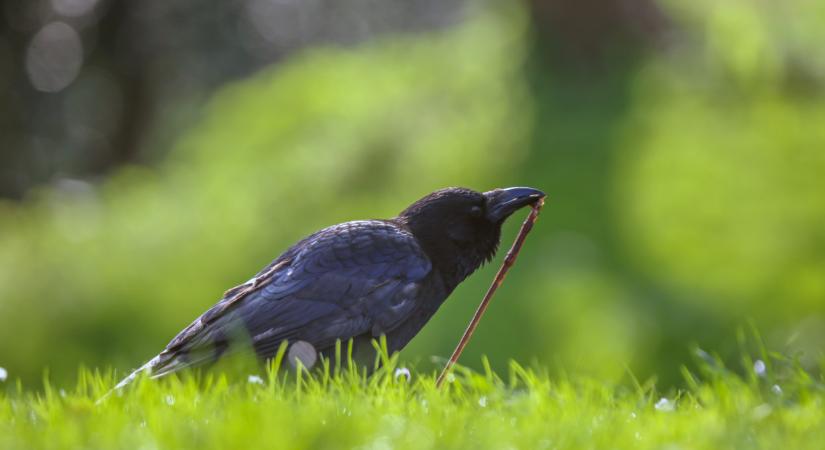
51;0;99;18
25;22;83;93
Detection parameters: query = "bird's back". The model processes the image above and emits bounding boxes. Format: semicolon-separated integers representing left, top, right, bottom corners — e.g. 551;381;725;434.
118;219;445;387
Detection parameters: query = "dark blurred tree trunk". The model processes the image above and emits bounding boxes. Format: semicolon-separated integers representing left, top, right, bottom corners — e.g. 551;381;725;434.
523;0;667;248
92;0;147;169
519;0;730;384
527;0;667;71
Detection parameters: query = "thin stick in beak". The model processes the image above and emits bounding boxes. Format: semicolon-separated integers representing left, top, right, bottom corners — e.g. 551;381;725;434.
436;196;545;388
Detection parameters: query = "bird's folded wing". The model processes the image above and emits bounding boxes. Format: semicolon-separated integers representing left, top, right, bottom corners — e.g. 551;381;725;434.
152;220;432;373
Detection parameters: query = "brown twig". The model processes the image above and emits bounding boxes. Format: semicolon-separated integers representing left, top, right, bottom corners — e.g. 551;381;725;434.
436;197;545;388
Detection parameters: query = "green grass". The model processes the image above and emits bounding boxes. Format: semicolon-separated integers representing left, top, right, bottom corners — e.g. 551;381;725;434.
2;345;824;450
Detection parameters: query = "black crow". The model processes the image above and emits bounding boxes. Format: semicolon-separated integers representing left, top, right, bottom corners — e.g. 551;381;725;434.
114;186;544;388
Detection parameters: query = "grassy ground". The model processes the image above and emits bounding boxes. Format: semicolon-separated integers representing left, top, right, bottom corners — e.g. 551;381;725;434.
2;345;823;450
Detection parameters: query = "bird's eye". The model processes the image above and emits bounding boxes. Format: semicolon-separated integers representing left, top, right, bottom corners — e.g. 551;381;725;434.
469;205;483;218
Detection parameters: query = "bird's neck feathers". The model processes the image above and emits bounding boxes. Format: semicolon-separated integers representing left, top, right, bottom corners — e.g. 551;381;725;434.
399;219;501;290
447;232;501;287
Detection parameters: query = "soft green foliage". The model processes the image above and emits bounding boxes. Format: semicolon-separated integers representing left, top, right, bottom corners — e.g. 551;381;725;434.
2;346;824;450
0;0;824;389
618;0;825;311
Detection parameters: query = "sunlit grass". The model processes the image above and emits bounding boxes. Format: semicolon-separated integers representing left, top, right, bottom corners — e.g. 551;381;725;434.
2;339;824;450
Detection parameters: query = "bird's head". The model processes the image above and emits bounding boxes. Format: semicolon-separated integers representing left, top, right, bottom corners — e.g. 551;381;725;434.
398;186;545;286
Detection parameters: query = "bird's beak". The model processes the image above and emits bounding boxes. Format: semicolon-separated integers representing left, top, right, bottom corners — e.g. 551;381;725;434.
483;187;546;223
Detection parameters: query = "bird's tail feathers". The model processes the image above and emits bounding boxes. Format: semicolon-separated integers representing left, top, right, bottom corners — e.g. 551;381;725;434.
96;357;156;404
97;348;222;404
97;352;179;403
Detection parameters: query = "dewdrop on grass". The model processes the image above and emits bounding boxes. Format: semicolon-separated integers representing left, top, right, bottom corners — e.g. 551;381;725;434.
394;367;411;383
753;359;767;377
655;397;674;412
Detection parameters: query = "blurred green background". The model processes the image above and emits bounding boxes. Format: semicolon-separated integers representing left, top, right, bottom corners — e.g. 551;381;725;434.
1;0;824;386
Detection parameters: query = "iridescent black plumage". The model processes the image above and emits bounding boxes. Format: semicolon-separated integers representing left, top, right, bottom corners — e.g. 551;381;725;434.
114;186;543;388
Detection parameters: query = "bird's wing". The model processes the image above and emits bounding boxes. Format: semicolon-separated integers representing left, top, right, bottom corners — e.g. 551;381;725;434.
149;220;432;376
